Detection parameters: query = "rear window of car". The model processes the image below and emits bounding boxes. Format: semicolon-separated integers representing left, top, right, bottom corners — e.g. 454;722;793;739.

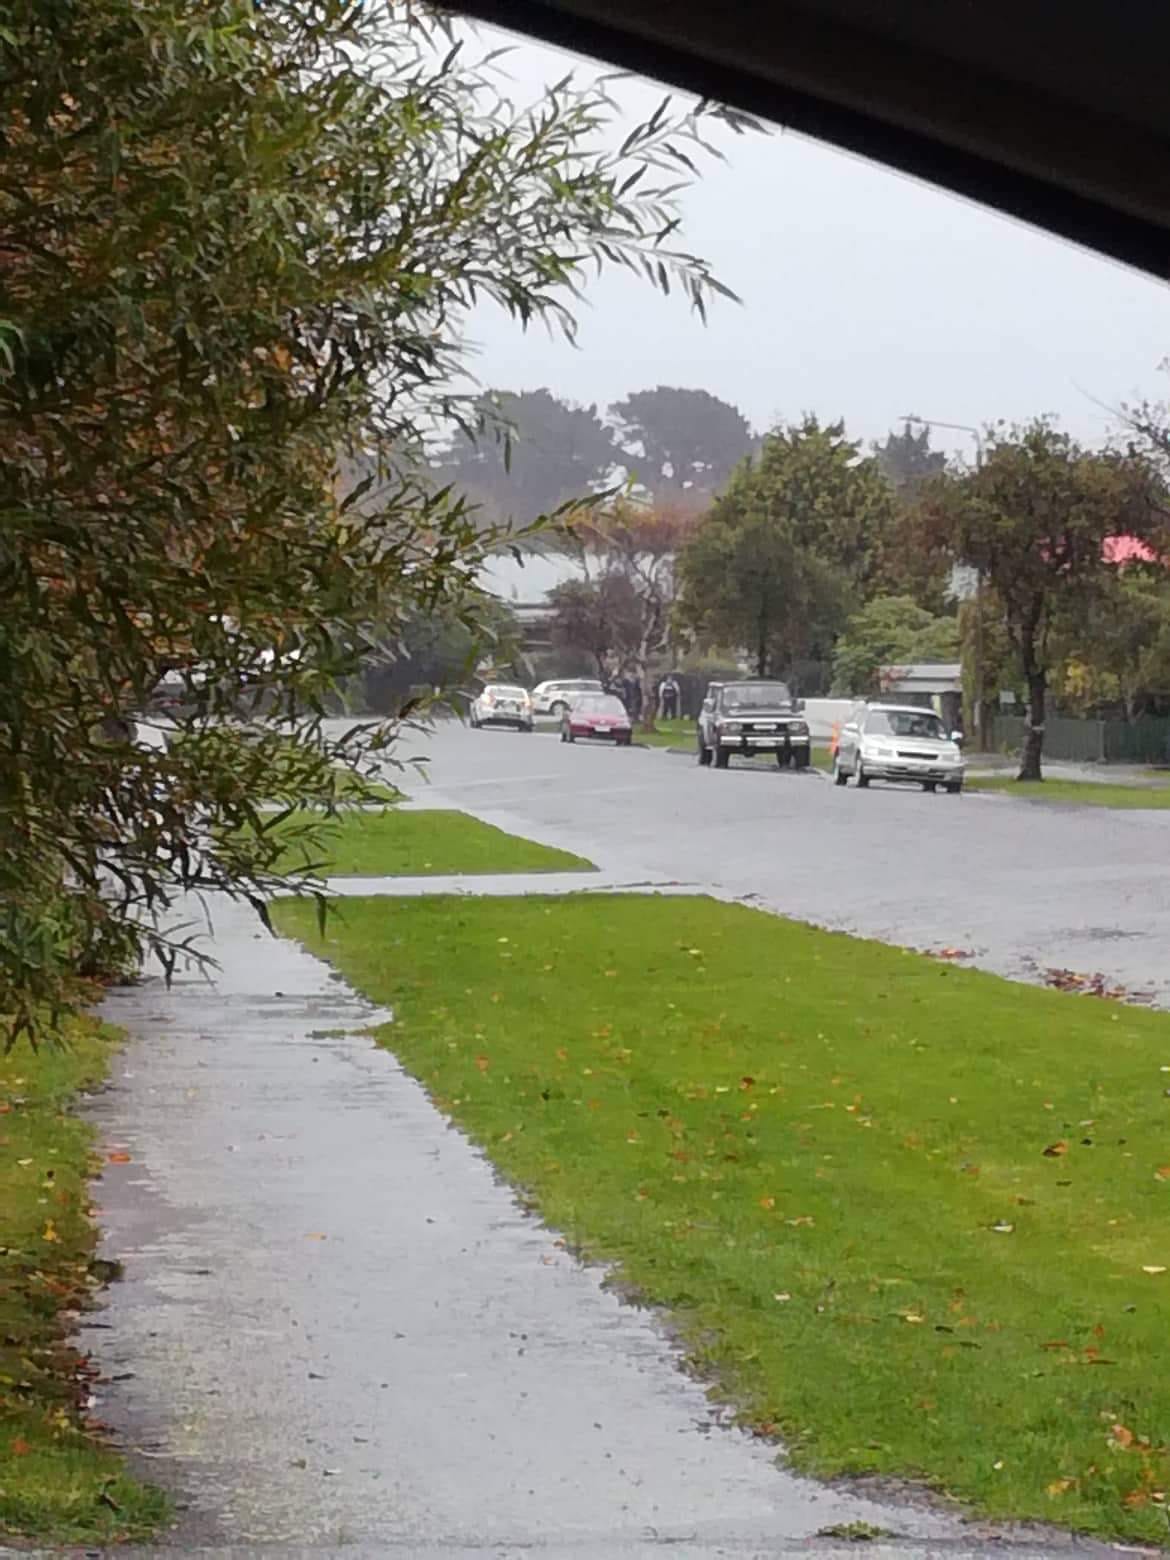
576;695;628;715
488;686;526;698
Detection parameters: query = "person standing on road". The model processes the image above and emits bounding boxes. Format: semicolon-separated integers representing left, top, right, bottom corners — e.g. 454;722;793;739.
660;673;680;721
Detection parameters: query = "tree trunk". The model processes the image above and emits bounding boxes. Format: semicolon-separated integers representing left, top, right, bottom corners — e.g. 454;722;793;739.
1018;669;1046;781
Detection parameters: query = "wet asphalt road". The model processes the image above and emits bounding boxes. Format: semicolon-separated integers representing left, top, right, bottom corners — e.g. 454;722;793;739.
391;720;1170;1005
34;721;1160;1559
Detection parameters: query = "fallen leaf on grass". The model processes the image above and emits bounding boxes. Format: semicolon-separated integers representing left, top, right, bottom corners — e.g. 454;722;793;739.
990;1221;1015;1234
758;1195;776;1210
1110;1423;1136;1449
41;1220;59;1243
1142;1265;1166;1274
107;1151;132;1164
1043;1141;1068;1157
1046;1478;1074;1497
475;1055;490;1073
1155;1167;1170;1181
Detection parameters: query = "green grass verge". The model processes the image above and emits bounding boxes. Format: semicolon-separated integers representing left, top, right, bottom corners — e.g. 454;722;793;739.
968;777;1170;808
634;718;695;749
271;807;594;877
0;1021;168;1543
274;891;1170;1544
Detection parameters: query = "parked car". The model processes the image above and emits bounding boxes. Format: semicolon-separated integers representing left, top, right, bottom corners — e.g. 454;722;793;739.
834;703;964;792
470;683;534;731
532;677;604;716
697;680;810;769
560;692;633;746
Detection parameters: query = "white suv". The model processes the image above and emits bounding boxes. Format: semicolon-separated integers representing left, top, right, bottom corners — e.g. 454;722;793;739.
531;678;604;716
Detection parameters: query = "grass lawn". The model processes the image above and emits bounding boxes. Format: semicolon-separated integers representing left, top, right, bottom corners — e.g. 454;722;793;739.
0;1021;167;1544
275;890;1170;1544
968;777;1170;808
269;807;594;877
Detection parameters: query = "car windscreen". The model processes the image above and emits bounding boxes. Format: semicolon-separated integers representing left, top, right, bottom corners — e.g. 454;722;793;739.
721;684;792;709
865;710;946;740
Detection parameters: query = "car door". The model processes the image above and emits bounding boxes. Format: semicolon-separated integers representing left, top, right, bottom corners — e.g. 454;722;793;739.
838;720;859;769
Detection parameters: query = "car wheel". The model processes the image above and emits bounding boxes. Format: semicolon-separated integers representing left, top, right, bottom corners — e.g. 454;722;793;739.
946;780;963;794
715;746;730;769
792;749;810;771
833;753;849;786
775;749;789;768
855;758;870;788
923;780;937;793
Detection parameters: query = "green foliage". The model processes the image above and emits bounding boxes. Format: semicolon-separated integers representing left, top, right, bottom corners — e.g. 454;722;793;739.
873;422;947;494
279;889;1170;1545
917;421;1158;778
0;0;739;1036
609;386;755;504
831;595;958;696
431;390;618;527
1054;568;1170;720
677;416;891;676
360;598;523;714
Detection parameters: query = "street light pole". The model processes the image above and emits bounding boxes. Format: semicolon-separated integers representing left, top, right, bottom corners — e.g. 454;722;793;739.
902;415;986;749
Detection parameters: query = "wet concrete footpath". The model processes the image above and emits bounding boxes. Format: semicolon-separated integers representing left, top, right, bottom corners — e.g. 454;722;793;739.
0;892;1115;1560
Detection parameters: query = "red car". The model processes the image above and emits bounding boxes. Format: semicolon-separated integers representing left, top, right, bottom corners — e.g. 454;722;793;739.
560;693;633;746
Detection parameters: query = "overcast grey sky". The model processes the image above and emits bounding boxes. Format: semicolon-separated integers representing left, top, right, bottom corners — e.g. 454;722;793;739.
463;22;1170;461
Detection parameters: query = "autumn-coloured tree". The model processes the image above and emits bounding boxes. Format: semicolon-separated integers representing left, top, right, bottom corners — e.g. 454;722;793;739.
0;0;743;1036
565;501;698;725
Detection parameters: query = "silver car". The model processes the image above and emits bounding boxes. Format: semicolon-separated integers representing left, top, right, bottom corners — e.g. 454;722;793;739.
834;703;965;793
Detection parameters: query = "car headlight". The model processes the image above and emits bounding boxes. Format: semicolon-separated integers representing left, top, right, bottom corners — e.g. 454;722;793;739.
789;721;809;736
722;721;741;733
863;744;894;759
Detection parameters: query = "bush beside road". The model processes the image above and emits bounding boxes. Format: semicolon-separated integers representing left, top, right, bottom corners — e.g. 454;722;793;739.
276;889;1170;1546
